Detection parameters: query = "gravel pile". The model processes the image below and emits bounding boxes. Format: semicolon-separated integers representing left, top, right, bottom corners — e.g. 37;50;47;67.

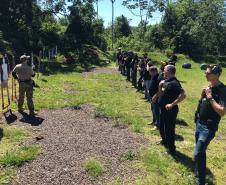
9;104;149;185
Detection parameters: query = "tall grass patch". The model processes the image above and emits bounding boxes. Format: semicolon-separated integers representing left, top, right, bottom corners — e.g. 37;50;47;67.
0;145;40;167
84;158;104;179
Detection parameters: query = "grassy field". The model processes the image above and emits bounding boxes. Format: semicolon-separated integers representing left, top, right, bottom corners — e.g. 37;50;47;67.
1;49;226;184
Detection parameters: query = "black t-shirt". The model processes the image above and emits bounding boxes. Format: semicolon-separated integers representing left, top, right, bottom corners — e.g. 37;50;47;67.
144;69;151;80
131;57;138;72
169;55;178;63
158;72;164;81
158;77;183;110
138;60;146;76
126;56;132;67
149;73;160;97
198;83;226;131
116;52;121;60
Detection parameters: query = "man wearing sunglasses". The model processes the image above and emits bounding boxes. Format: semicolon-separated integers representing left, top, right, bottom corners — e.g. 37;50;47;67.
194;64;226;185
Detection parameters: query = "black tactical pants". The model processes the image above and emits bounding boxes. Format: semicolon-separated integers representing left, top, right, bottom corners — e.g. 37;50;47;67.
159;107;178;153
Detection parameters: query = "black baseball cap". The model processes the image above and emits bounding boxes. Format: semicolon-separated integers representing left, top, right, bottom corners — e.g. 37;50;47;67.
207;64;222;75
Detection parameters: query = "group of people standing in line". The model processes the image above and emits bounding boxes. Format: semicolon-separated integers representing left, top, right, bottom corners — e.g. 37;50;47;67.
116;48;226;185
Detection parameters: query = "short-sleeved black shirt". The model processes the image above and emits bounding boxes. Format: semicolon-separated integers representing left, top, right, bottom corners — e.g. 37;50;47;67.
125;56;132;67
130;57;138;72
158;77;183;110
158;72;164;82
144;69;151;80
116;52;121;60
149;73;160;97
138;60;146;76
198;83;226;131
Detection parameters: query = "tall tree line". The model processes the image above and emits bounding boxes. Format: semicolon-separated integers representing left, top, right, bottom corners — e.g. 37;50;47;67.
119;0;226;56
0;0;106;55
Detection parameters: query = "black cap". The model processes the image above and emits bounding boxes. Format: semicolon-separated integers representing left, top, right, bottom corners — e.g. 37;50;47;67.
208;64;222;75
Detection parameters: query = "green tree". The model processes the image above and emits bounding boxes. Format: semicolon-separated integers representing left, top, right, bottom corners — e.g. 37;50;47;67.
114;15;132;38
65;0;106;51
122;0;157;39
159;0;226;55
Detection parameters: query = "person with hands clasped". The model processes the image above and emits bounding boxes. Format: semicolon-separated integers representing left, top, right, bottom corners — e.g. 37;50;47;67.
194;64;226;185
157;65;186;155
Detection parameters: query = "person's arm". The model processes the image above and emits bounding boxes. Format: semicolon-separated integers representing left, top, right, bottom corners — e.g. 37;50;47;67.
30;68;36;77
146;64;149;71
152;80;164;102
165;90;186;110
208;98;226;117
152;92;159;103
12;71;18;79
12;67;18;79
205;87;226;117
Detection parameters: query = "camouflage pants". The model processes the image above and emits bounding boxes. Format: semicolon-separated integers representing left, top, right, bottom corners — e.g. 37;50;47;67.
18;81;34;112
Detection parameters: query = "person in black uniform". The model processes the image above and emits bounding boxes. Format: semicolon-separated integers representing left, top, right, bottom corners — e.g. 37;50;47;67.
116;48;122;71
158;65;186;155
120;52;127;75
137;58;146;91
131;53;139;87
151;61;168;127
125;51;133;81
148;66;160;129
168;53;178;65
194;64;226;185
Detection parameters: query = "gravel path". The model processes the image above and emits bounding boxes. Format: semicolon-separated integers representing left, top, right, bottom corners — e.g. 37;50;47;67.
7;105;148;185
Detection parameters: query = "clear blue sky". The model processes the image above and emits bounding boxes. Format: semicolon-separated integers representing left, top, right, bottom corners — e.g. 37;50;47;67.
95;1;162;27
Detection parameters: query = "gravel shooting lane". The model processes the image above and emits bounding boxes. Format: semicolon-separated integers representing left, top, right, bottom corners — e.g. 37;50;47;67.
8;68;149;185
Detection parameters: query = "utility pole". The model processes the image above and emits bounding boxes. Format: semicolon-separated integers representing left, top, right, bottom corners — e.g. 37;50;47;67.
96;0;99;18
111;0;115;50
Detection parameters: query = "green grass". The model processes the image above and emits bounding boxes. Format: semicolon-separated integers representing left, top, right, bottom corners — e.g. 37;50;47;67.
119;151;139;162
0;126;40;184
0;168;15;185
2;127;27;142
0;127;28;155
84;158;104;179
0;145;40;167
107;180;123;185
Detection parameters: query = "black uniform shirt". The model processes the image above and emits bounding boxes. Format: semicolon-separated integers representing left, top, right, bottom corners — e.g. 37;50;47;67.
126;56;132;67
149;73;160;97
131;57;138;72
138;60;146;76
144;69;151;80
158;77;183;110
117;52;121;60
158;72;164;82
198;83;226;131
